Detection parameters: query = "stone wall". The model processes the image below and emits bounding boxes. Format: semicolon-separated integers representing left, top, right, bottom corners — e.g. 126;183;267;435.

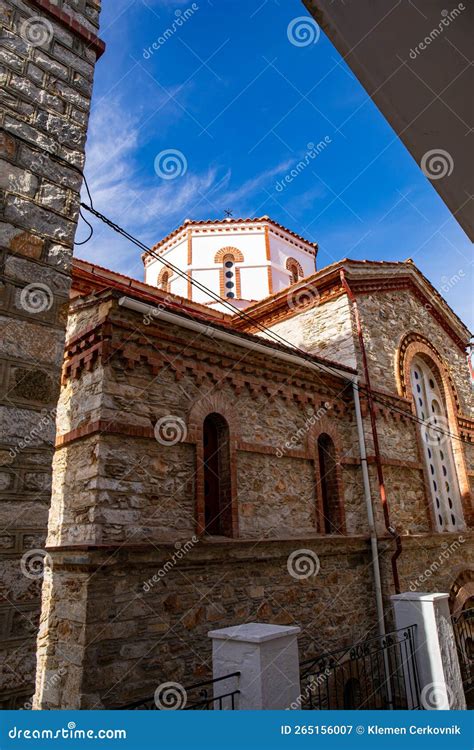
0;0;103;707
355;288;472;416
34;291;474;708
263;293;357;370
36;537;380;709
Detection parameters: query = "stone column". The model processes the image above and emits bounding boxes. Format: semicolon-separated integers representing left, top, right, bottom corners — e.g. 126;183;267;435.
208;623;301;710
0;0;104;707
391;592;466;710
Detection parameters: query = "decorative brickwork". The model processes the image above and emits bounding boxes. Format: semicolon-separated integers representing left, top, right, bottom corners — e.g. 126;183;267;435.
396;332;472;528
32;278;474;708
213;246;245;264
286;257;304;282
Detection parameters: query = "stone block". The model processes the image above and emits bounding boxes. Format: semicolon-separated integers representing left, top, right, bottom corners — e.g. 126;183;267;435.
9;230;44;259
0;160;38;197
5;194;75;243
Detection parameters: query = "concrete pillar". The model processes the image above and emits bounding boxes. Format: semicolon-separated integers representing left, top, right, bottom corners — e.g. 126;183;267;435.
208;623;301;710
391;592;466;710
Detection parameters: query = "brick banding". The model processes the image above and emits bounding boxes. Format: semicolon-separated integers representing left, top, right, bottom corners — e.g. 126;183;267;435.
30;0;106;58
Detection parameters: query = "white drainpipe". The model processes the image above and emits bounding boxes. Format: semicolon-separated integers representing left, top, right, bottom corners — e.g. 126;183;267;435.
118;295;387;641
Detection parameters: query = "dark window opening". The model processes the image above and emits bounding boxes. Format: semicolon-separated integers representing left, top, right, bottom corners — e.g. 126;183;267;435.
289;264;299;283
343;678;362;709
203;413;233;536
318;433;340;534
159;271;170;291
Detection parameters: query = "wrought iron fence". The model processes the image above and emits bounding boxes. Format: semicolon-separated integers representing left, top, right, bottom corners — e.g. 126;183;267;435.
117;672;240;710
299;625;421;710
452;606;474;707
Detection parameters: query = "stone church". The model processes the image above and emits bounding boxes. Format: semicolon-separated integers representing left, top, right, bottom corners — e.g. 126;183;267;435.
0;0;472;713
29;215;472;708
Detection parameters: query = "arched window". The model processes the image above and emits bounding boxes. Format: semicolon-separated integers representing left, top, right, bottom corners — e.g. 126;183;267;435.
222;254;236;299
410;357;464;531
214;247;244;300
203;413;233;536
286;257;304;284
317;433;341;534
158;267;171;292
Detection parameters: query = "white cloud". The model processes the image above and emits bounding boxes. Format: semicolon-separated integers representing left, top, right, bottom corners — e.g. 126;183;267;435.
76;97;296;277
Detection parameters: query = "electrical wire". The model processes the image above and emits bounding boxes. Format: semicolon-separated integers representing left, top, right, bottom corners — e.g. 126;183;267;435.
3;126;468;445
79;202;472;447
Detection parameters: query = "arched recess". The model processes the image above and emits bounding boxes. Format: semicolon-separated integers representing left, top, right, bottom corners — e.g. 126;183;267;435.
214;247;244;300
187;394;239;537
202;413;233;536
396;333;471;530
158;266;172;292
308;418;346;534
450;569;474;616
286;257;304;284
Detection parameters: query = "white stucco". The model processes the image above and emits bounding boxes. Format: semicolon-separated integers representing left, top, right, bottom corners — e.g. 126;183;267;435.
143;219;317;311
208;622;302;710
391;592;466;710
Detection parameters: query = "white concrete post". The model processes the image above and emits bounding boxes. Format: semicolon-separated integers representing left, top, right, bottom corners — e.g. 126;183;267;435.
208;623;301;710
391;592;466;710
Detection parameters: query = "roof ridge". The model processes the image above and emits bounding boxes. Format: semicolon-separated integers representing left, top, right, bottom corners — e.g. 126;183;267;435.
145;216;318;258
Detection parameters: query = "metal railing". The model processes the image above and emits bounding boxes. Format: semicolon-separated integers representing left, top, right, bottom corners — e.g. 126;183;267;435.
452;606;474;706
299;625;421;710
117;672;241;710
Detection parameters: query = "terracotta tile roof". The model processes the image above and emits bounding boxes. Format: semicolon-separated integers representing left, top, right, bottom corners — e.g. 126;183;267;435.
243;257;471;340
147;216;318;255
72;257;232;323
70;258;355;377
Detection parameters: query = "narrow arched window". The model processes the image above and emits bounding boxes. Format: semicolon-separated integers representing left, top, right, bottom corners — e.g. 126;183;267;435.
222;254;236;299
289;262;299;284
158;268;170;292
317;433;340;534
203;413;233;536
410;357;464;531
286;257;304;285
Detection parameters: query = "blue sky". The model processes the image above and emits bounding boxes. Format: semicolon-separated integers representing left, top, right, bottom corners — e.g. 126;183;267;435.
78;0;473;330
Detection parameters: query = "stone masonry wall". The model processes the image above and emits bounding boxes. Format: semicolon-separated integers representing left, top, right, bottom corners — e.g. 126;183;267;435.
355;288;472;416
264;293;357;370
34;293;474;708
0;0;103;707
47;296;362;546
